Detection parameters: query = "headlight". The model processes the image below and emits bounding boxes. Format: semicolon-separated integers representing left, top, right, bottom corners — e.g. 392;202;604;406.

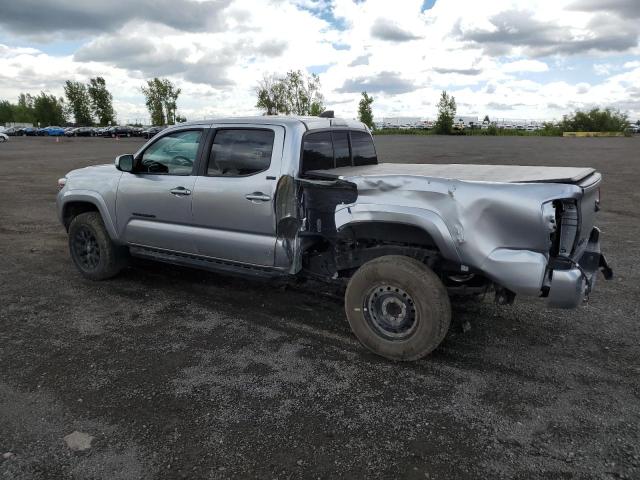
57;177;67;190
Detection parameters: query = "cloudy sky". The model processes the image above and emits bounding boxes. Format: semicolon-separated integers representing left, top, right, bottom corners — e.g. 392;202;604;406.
0;0;639;123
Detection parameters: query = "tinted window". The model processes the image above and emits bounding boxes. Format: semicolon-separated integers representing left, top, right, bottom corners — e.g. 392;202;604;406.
139;129;202;175
351;131;377;166
333;131;350;168
207;129;274;176
302;132;333;173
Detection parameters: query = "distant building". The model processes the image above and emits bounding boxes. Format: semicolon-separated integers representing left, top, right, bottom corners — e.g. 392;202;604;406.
454;116;479;127
4;122;34;128
381;117;421;127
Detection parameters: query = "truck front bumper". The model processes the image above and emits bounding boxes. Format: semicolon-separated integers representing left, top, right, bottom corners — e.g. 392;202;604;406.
547;227;612;308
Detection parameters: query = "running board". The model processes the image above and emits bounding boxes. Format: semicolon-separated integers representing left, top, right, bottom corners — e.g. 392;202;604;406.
129;245;286;279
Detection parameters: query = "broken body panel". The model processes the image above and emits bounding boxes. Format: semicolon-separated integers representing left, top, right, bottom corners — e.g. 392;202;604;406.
299;163;606;308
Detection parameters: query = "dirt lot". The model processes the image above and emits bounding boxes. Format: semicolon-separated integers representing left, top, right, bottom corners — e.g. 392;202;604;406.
1;135;639;479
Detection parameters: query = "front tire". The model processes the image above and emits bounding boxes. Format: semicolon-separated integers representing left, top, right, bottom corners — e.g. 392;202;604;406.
345;255;451;361
68;212;128;280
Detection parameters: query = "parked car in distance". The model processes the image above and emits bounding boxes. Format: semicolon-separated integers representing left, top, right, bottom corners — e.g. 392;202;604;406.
0;132;8;143
103;126;133;138
4;126;24;136
41;126;66;136
71;127;96;137
141;126;166;139
56;115;612;361
20;127;38;136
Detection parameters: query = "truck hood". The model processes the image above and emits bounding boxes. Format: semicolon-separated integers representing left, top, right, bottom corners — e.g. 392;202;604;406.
66;163;117;178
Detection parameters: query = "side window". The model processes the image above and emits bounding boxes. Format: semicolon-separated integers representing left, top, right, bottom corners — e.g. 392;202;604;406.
139;130;202;175
351;131;377;166
333;131;350;168
301;131;333;173
208;129;274;176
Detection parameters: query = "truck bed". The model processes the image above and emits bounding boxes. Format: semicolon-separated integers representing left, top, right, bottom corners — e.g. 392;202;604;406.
309;163;596;184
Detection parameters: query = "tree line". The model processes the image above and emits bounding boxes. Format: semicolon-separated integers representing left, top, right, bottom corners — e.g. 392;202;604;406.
431;90;631;134
0;76;184;127
254;69;376;130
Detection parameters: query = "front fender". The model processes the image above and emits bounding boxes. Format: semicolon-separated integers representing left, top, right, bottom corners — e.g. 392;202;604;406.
334;204;462;263
57;189;120;242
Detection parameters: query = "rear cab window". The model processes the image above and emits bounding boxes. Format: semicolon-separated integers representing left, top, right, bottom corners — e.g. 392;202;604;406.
301;129;377;175
350;131;377;166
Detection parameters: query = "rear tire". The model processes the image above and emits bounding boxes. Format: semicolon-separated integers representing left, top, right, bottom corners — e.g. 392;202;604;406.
68;212;128;280
345;255;451;361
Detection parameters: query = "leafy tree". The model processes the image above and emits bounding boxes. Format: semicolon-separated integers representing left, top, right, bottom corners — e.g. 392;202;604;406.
87;77;115;126
14;93;36;123
175;114;187;123
255;74;289;115
64;80;93;125
309;102;324;116
434;90;456;135
0;100;14;124
483;115;490;123
141;78;181;125
286;70;324;116
358;91;375;129
256;70;324;116
33;92;66;126
560;107;628;132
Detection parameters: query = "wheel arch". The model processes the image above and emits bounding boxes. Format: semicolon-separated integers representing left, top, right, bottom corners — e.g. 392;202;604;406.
335;206;462;263
59;192;118;241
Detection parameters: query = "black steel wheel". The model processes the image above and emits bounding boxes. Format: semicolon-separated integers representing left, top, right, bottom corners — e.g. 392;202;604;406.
364;284;418;340
345;255;451;361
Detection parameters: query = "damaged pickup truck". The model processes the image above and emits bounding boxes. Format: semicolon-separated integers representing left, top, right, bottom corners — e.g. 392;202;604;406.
56;115;612;361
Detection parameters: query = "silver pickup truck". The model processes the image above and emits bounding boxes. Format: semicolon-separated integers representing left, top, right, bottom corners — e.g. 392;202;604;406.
57;115;612;361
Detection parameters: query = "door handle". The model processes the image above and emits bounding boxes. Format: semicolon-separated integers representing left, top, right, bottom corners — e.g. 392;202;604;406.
170;186;191;196
245;192;271;202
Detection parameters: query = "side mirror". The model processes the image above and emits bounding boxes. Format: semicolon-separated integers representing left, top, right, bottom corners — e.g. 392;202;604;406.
115;154;134;172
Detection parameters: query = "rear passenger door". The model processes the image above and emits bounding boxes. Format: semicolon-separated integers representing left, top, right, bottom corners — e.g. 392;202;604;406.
190;125;285;266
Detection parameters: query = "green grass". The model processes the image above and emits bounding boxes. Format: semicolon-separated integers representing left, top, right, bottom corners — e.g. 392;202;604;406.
372;127;563;137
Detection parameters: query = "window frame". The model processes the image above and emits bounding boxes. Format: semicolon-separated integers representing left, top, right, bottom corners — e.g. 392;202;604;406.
134;127;206;176
203;127;277;178
299;128;376;175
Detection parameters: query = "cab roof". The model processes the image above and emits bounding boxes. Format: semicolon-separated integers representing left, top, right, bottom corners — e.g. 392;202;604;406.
179;116;369;132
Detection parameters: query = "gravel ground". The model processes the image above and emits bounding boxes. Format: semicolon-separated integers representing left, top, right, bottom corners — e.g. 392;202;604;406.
1;135;638;479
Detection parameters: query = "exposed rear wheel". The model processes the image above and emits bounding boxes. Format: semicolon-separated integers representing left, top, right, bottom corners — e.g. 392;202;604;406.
345;255;451;361
68;212;128;280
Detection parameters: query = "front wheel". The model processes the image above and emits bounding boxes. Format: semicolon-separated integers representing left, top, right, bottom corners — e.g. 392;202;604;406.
68;212;128;280
345;255;451;361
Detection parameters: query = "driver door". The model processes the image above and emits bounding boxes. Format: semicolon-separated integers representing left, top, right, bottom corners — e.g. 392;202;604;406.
115;128;205;253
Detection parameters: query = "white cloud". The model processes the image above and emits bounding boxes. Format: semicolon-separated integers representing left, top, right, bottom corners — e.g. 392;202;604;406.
0;0;639;124
501;60;549;73
593;63;614;76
